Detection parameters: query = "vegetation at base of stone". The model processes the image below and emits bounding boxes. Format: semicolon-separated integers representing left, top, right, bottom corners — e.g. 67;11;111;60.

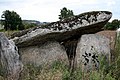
0;53;120;80
104;19;120;30
112;32;120;80
18;61;82;80
59;7;74;21
1;10;24;31
18;58;117;80
19;61;68;80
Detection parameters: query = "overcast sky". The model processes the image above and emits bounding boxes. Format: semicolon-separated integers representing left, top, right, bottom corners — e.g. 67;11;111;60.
0;0;119;22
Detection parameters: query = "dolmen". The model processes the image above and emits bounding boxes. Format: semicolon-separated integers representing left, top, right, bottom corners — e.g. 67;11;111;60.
10;11;112;71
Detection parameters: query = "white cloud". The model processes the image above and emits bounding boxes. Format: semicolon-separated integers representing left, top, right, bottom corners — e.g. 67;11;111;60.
16;0;99;21
0;0;119;22
107;1;116;6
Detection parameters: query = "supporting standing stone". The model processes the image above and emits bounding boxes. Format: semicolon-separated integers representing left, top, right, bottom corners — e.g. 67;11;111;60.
19;41;68;66
62;39;78;72
76;34;111;72
0;33;23;80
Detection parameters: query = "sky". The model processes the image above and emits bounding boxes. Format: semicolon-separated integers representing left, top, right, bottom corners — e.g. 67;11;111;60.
0;0;119;22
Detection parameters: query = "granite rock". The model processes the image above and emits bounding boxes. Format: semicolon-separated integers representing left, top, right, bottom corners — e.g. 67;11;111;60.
0;33;23;80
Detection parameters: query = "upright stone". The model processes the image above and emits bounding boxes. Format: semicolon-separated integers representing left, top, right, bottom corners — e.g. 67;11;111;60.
0;33;23;80
96;30;117;60
76;34;110;71
19;41;68;66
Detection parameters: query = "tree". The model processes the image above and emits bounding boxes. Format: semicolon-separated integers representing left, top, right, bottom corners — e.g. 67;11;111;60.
59;7;74;21
1;10;24;30
104;19;120;30
104;22;113;30
111;19;120;29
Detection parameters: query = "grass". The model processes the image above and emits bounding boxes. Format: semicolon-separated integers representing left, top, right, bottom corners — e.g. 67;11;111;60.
19;61;83;80
18;56;117;80
19;61;68;80
0;29;19;38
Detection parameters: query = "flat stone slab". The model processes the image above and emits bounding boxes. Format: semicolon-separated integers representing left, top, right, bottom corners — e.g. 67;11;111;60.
11;11;112;48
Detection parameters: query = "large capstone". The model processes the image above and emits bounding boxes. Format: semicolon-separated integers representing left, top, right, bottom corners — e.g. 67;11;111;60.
11;11;112;48
0;33;23;80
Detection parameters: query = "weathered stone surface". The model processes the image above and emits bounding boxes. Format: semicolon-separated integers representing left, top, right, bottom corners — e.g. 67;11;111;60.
76;34;110;71
96;30;117;60
19;41;68;66
9;29;30;39
96;30;116;51
0;33;23;80
11;11;112;48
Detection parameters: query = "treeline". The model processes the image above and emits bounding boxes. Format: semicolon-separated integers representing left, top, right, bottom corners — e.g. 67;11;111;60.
0;10;40;31
1;10;24;30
